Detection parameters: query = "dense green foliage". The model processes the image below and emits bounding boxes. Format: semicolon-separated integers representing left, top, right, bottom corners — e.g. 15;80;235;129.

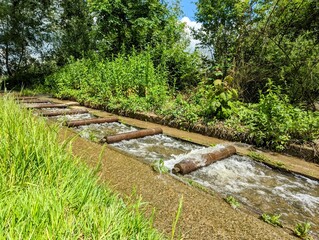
1;0;193;89
226;81;319;150
0;96;163;239
55;0;93;65
47;56;319;150
2;0;319;151
87;0;179;55
195;0;319;104
47;52;169;112
0;0;57;87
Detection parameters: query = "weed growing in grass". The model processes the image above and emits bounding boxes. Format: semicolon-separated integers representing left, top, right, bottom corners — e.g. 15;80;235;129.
294;222;313;240
261;213;283;227
151;159;169;174
0;95;163;239
225;196;241;209
88;131;99;142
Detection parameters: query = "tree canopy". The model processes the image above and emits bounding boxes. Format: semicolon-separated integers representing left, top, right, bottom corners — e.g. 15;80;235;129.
0;0;187;87
195;0;319;104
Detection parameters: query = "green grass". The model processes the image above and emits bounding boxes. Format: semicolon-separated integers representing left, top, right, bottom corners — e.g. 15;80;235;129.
0;95;163;239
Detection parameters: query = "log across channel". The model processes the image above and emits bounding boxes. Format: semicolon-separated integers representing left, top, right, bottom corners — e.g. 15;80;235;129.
65;117;119;127
20;99;50;103
27;103;68;109
15;96;38;100
173;145;237;175
40;109;89;117
103;128;163;144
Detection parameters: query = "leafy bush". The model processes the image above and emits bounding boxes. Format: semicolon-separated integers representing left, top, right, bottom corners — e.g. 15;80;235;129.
46;51;168;112
158;94;200;125
227;81;319;150
154;43;203;92
194;75;238;119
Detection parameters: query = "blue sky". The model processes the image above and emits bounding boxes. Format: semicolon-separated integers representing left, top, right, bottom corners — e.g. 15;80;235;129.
180;0;197;20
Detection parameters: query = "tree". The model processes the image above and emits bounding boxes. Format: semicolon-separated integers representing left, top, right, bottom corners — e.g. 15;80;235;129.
195;0;257;77
195;0;319;105
0;0;54;76
0;0;56;87
87;0;182;56
54;0;93;65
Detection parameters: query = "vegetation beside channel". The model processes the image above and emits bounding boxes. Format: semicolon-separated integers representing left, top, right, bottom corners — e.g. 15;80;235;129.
45;55;319;151
0;96;163;239
1;0;319;151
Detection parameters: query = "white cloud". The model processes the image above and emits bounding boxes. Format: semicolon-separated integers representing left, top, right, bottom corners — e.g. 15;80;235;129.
180;16;202;32
180;17;213;59
180;17;201;53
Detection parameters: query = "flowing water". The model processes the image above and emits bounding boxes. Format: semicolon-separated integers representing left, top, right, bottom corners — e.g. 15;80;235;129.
72;121;204;161
113;136;319;236
50;113;96;122
40;107;66;112
24;102;52;106
45;110;319;237
74;122;138;142
112;134;204;162
168;151;319;237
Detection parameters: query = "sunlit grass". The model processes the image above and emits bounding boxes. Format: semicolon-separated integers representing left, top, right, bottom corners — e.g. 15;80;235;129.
0;95;163;239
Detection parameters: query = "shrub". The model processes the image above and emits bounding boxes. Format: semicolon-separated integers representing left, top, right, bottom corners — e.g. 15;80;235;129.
227;81;319;150
194;75;238;119
46;51;169;112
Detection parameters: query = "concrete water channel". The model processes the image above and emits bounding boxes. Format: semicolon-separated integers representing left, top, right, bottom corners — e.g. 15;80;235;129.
19;96;319;239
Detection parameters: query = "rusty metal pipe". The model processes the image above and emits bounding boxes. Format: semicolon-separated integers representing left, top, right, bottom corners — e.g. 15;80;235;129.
104;128;163;144
40;109;89;117
65;117;119;127
173;145;236;175
27;103;68;109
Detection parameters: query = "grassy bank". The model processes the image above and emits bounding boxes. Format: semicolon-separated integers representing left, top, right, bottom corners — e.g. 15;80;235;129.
0;96;163;239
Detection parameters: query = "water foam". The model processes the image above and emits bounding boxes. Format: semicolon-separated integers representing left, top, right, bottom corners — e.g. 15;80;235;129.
164;144;225;170
186;155;319;233
112;134;204;162
52;113;95;121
